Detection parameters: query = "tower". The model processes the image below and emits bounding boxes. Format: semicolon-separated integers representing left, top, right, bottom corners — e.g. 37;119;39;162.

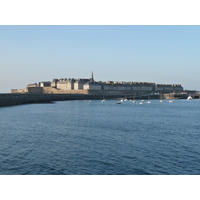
90;71;94;82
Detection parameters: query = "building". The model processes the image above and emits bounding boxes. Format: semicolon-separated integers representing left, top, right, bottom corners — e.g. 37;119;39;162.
11;72;184;95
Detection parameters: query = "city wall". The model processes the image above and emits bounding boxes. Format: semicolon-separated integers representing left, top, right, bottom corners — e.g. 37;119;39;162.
43;87;89;94
43;87;153;95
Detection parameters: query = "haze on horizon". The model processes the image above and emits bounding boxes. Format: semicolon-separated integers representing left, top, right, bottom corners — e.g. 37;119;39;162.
0;25;199;93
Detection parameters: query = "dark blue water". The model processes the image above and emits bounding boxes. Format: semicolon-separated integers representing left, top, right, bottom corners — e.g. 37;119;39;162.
0;99;200;175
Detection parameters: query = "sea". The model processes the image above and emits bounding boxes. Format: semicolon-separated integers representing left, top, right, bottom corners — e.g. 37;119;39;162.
0;99;200;175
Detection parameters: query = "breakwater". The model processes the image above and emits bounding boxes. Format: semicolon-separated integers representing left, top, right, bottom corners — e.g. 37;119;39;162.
0;93;98;107
0;93;134;107
0;93;198;107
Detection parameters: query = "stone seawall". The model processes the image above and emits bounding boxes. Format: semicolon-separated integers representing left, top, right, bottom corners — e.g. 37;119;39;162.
0;93;194;107
0;93;131;107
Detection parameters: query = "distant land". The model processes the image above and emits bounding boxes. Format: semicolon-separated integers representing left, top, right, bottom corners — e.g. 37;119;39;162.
11;72;190;96
0;73;199;107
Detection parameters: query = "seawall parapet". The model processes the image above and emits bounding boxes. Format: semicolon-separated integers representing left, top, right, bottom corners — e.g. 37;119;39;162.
1;93;199;107
0;93;93;107
0;93;134;107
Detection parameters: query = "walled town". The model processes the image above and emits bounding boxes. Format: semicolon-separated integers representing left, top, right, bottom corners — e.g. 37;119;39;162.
11;72;184;95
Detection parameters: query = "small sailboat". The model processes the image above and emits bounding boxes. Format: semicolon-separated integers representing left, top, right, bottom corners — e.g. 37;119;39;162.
159;94;163;102
147;96;151;104
187;96;193;100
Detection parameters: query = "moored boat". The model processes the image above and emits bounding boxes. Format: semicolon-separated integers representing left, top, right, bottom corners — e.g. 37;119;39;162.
187;96;193;100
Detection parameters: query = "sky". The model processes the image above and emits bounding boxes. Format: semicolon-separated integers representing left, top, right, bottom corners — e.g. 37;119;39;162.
0;25;200;92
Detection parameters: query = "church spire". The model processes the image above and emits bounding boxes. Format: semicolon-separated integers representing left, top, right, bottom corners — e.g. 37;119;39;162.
91;71;94;82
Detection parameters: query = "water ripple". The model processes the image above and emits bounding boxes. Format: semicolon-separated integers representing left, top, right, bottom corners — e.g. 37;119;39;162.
0;100;200;174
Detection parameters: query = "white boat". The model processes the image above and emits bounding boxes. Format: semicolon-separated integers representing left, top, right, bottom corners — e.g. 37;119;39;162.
187;96;193;100
101;99;105;103
169;100;173;103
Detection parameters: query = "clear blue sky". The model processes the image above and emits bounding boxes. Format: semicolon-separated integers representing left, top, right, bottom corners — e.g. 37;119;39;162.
0;25;199;92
